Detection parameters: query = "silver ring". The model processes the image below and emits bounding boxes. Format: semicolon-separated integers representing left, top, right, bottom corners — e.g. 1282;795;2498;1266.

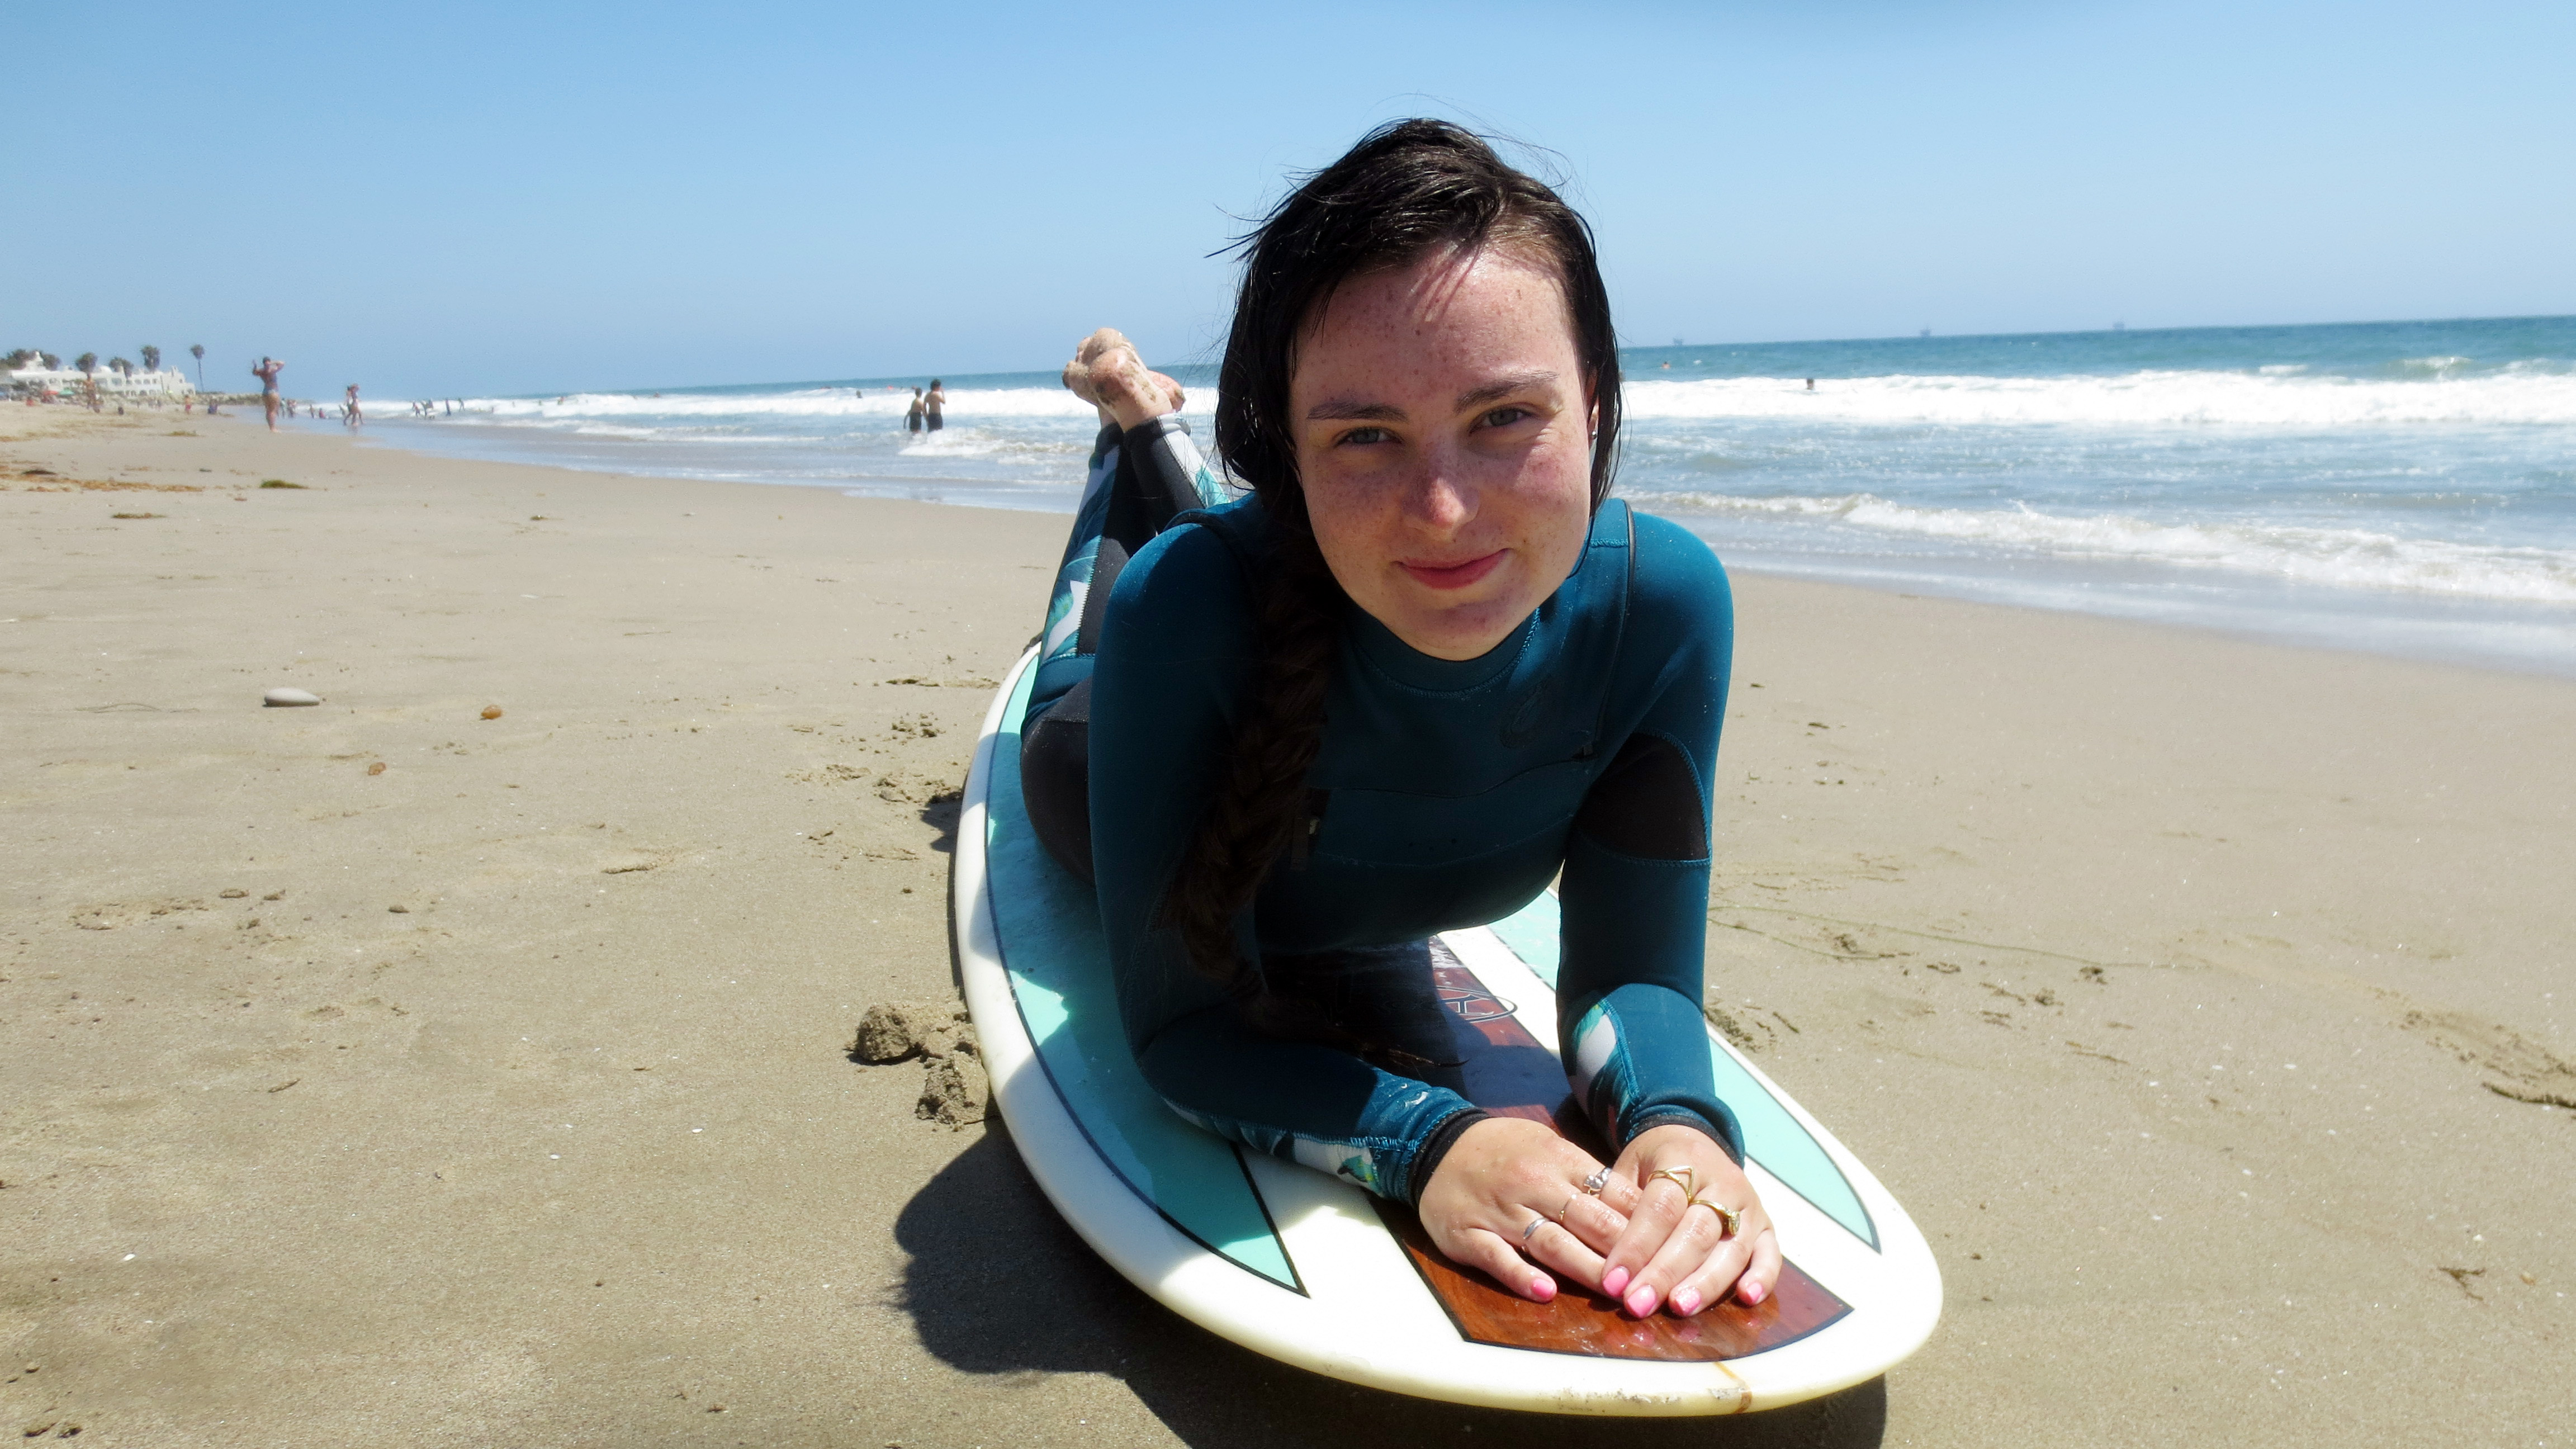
1579;1167;1610;1196
1521;1214;1546;1243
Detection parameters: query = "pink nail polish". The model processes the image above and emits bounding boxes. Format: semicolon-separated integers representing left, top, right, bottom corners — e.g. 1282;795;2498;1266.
1530;1276;1557;1303
1625;1286;1658;1317
1742;1281;1766;1306
1671;1287;1700;1315
1602;1267;1630;1298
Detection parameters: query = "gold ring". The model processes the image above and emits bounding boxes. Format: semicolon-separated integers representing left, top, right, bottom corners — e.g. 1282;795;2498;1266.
1557;1192;1578;1223
1688;1192;1745;1239
1646;1166;1696;1198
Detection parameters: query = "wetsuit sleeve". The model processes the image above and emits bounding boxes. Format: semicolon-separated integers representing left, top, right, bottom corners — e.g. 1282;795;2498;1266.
1088;522;1485;1204
1557;515;1745;1162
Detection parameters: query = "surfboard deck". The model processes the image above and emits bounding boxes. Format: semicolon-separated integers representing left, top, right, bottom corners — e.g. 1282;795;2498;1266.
953;646;1941;1416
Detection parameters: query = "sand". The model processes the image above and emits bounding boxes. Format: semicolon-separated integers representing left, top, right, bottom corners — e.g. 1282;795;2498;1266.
3;407;2569;1447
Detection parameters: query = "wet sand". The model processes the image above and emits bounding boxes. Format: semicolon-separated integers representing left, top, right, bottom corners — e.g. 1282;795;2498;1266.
3;408;2569;1446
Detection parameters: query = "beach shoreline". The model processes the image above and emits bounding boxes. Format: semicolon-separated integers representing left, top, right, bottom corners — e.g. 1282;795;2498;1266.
4;410;2570;1446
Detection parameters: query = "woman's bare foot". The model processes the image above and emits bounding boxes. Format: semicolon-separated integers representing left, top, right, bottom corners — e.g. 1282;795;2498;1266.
1062;328;1183;428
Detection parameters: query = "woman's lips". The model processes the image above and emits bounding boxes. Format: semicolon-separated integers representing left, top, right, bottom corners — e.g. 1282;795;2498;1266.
1399;549;1507;591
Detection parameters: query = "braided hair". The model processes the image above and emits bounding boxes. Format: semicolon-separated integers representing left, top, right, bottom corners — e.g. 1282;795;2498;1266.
1159;119;1625;1034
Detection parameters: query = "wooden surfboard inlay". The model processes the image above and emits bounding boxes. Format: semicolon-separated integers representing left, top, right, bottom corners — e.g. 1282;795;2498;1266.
1379;957;1852;1361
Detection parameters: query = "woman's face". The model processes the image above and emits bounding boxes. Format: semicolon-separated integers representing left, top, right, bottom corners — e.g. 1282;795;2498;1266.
1290;245;1594;661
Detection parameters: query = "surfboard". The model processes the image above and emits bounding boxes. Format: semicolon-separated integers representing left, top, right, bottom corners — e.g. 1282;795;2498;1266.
954;645;1942;1416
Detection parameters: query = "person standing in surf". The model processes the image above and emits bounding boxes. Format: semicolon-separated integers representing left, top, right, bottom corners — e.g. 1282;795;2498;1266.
905;386;925;438
252;356;285;431
1020;120;1778;1319
924;378;946;433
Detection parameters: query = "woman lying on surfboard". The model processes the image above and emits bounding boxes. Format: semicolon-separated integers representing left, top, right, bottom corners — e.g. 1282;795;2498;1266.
1018;119;1779;1320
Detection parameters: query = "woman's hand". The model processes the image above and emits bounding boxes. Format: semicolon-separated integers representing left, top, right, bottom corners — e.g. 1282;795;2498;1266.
1602;1124;1782;1318
1061;327;1183;428
1416;1116;1639;1303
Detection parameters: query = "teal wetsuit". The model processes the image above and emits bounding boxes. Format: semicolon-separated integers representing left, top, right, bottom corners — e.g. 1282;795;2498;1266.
1025;418;1740;1205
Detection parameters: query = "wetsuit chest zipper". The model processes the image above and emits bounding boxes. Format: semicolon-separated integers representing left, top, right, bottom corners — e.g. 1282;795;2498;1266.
1291;787;1332;869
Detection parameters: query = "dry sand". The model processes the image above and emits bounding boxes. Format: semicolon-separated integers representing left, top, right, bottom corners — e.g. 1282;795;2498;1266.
3;408;2569;1447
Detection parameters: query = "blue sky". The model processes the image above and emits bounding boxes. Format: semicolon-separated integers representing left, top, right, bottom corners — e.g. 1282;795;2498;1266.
7;1;2570;398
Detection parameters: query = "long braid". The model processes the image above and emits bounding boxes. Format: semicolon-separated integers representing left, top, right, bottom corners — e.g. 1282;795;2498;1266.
1161;491;1341;1006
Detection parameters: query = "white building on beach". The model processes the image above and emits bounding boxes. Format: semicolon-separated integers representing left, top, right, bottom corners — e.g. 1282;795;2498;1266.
3;360;197;397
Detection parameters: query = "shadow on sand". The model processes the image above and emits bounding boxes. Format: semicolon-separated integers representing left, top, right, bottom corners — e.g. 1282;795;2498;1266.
893;1118;1888;1448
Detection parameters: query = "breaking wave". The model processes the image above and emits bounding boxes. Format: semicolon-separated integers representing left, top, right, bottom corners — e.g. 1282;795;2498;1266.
1655;491;2576;603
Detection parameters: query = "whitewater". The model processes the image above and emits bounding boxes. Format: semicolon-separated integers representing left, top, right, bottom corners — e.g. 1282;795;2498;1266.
303;314;2576;675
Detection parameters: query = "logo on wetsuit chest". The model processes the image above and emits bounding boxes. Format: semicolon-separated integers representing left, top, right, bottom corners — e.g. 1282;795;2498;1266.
1497;673;1564;751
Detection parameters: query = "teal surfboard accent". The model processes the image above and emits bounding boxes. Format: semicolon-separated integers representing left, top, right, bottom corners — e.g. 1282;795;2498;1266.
1484;891;1562;988
1700;1044;1877;1249
986;664;1301;1292
1477;891;1877;1249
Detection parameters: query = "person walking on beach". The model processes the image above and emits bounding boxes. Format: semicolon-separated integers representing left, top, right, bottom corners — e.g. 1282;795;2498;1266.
905;386;925;438
252;357;286;430
343;383;364;430
924;378;945;433
1017;121;1779;1320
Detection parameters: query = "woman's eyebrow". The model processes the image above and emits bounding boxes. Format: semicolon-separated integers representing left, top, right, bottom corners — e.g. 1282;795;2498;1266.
1454;369;1558;411
1305;397;1407;422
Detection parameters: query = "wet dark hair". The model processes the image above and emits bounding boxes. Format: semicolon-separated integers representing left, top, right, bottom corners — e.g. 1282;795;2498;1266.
1161;118;1623;1035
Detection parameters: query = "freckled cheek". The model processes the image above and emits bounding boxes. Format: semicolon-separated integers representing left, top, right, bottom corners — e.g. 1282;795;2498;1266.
1302;460;1407;534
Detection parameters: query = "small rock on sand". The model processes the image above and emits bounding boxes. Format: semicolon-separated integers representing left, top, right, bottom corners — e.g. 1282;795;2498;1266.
264;688;321;707
854;1000;971;1063
918;1051;990;1126
480;705;505;720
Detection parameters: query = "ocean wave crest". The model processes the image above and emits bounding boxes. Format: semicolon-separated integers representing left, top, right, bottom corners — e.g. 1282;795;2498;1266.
1652;491;2576;603
1620;367;2576;426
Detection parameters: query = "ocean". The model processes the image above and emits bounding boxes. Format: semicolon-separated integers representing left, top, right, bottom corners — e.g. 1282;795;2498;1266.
309;315;2576;676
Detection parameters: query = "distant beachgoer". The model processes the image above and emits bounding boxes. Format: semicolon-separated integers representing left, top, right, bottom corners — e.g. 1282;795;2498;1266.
925;379;945;433
343;383;364;430
905;387;924;437
1805;378;1815;391
252;357;285;430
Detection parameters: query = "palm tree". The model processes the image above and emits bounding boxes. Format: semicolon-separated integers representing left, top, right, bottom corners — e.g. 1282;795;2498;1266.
141;345;162;373
3;349;35;370
190;343;204;390
108;357;133;378
76;352;97;377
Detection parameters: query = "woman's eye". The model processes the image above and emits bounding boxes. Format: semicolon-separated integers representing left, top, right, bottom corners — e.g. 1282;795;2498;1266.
1337;425;1396;447
1476;405;1534;430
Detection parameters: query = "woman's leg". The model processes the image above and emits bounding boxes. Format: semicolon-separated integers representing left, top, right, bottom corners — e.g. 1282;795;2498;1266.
1020;339;1227;882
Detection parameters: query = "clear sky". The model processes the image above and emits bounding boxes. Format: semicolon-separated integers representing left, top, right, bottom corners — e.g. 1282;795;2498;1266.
7;1;2570;399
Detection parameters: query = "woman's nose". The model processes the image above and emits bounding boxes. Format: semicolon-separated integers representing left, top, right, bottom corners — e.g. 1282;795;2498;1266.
1401;447;1475;531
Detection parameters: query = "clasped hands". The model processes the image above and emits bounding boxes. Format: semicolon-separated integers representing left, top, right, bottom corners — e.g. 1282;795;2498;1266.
1416;1117;1781;1318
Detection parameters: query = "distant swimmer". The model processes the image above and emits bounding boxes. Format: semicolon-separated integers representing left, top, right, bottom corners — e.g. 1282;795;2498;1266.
1805;378;1815;391
925;378;946;433
252;356;286;430
905;386;925;437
